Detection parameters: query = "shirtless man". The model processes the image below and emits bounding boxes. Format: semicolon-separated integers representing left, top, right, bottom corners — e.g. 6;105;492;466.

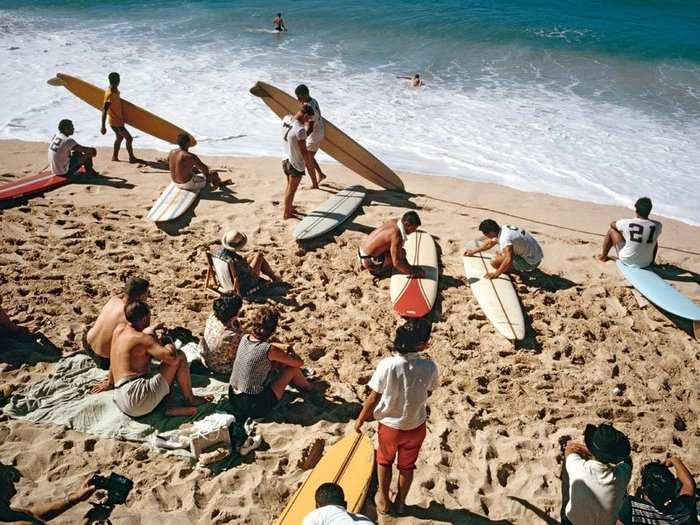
273;12;287;32
110;301;210;418
398;73;422;87
358;211;424;276
168;133;221;191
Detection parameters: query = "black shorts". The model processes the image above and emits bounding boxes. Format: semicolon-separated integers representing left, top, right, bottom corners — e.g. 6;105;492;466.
282;159;304;178
66;152;85;176
110;125;130;135
82;331;110;370
228;385;278;419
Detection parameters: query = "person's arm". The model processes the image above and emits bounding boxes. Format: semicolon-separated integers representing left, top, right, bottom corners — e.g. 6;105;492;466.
90;368;114;394
390;234;423;276
190;153;210;176
665;456;696;496
268;345;303;368
297;138;316;179
464;238;498;256
26;476;96;521
101;98;109;135
73;143;97;157
564;441;590;459
354;390;380;433
485;245;513;279
145;336;178;365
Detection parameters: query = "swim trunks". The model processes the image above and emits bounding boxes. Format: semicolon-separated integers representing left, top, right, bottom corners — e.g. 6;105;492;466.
113;374;170;417
358;248;386;274
282;159;304;178
176;173;207;192
376;421;426;471
512;255;540;272
82;330;110;370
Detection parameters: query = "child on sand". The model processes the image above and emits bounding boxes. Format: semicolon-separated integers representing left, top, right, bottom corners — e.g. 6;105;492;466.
354;318;438;515
100;72;140;163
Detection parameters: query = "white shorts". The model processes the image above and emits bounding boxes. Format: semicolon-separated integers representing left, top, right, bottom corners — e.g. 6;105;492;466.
176;174;206;192
306;135;323;152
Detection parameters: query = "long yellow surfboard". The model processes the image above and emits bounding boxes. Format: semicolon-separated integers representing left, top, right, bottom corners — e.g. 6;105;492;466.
275;433;374;524
48;73;196;146
250;80;404;191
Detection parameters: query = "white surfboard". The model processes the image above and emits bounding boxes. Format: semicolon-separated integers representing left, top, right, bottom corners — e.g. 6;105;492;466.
147;182;199;222
293;186;366;240
463;241;525;340
390;232;439;318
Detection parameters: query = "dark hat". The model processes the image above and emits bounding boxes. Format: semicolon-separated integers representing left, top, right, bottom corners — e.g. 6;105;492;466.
584;423;631;464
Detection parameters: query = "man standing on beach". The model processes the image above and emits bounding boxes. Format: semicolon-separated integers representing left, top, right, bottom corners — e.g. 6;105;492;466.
100;72;140;163
168;133;222;191
281;104;317;219
358;211;425;276
295;84;326;184
597;197;661;268
48;119;97;177
354;319;438;515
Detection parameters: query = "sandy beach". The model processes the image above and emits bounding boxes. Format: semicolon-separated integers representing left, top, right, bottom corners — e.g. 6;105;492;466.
1;138;698;524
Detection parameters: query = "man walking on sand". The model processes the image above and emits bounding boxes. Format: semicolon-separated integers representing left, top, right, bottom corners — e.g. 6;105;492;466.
355;319;438;516
168;132;222;191
295;84;326;183
358;211;425;277
281;104;317;219
48;119;97;177
100;72;141;163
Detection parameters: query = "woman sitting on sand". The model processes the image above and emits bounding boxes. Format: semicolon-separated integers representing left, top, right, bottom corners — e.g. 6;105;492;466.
198;294;243;376
218;230;280;296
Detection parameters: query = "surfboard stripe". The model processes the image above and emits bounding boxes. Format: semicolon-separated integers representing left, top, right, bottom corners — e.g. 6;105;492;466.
296;192;353;237
0;171;70;201
475;252;518;340
147;183;177;220
147;183;199;222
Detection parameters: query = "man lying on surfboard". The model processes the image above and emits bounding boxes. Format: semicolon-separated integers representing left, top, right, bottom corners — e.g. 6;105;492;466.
48;119;97;177
358;211;425;277
168;133;222;192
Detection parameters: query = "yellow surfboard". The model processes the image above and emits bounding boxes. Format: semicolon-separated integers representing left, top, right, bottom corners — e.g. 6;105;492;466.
275;433;374;524
48;73;196;146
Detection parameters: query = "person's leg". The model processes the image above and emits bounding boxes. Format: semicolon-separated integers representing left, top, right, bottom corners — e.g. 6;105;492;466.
311;152;325;182
597;228;624;262
121;127;138;163
159;352;210;406
112;130;124;161
376;423;397;514
269;365;321;399
206;171;222;189
283;174;302;219
395;470;414;514
247;252;279;281
394;422;426;513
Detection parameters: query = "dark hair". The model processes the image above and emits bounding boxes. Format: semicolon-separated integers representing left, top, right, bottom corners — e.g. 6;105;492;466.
635;197;652;219
108;72;120;86
301;103;314;116
58;119;73;134
479;219;501;235
277;12;281;16
251;306;279;340
213;294;243;324
394;318;431;354
640;462;677;507
414;74;420;79
177;132;191;148
402;211;421;227
295;84;310;98
315;482;345;508
124;301;150;324
125;277;149;303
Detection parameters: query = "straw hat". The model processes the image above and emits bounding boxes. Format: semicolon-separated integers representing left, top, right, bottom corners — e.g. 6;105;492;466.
221;230;247;251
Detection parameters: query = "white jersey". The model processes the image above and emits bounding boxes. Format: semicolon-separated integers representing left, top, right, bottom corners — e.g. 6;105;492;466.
306;97;325;143
48;132;77;175
302;505;373;525
282;115;308;172
616;218;662;268
498;225;543;265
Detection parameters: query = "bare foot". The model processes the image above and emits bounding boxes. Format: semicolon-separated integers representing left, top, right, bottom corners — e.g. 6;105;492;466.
128;157;145;164
596;254;610;262
375;493;391;515
304;380;328;393
165;406;197;417
394;501;406;515
185;394;212;406
318;173;327;183
111;156;119;162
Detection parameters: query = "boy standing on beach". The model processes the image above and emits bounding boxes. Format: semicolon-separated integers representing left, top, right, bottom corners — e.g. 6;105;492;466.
354;319;438;515
281;104;317;219
294;84;326;184
100;72;140;163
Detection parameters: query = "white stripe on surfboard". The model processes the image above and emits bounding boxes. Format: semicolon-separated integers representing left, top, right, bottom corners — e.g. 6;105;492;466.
296;191;360;238
0;172;58;193
148;183;178;221
168;190;197;219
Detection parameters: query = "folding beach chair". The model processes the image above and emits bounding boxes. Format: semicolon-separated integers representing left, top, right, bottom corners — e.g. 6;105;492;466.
204;250;238;295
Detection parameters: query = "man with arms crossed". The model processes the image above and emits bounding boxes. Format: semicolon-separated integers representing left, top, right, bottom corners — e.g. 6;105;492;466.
48;119;97;177
597;197;661;268
110;301;210;417
358;211;425;277
295;84;326;185
281;104;317;219
168;132;222;191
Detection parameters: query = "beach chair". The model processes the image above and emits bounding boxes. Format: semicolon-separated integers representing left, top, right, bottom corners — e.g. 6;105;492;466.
204;251;238;295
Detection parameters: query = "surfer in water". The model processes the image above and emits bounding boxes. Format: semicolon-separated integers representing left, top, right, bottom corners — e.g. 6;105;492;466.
397;73;422;87
273;12;287;32
281;104;317;219
100;72;142;163
168;133;222;191
294;84;326;185
358;211;425;277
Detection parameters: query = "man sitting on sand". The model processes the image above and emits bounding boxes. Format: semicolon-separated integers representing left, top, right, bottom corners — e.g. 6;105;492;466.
48;119;97;177
100;72;141;163
110;301;210;417
282;104;317;219
228;306;324;419
564;423;632;525
169;132;221;191
464;219;543;279
358;211;424;276
302;483;373;525
295;84;326;184
354;319;438;516
597;197;662;268
617;455;697;525
218;230;280;296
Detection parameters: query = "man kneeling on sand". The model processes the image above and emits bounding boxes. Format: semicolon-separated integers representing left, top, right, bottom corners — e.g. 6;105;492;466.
168;132;222;191
110;301;210;417
358;211;424;277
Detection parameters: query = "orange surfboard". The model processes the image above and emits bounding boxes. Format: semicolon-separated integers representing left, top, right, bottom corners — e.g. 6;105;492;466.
390;232;439;318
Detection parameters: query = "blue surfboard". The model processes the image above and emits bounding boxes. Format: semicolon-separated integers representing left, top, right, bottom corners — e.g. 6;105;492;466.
616;260;700;324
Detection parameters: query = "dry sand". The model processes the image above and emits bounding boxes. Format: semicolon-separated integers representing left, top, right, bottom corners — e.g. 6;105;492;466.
1;138;698;524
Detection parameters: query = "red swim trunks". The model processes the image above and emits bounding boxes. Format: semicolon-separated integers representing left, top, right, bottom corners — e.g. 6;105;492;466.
376;422;427;471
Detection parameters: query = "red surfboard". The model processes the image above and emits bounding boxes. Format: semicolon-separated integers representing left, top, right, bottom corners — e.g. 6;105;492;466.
0;170;73;202
390;232;439;318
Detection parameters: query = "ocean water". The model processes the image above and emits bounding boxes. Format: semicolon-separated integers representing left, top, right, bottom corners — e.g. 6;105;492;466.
1;0;699;224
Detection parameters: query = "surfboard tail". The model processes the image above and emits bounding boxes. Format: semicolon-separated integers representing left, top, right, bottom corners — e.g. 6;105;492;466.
47;76;67;87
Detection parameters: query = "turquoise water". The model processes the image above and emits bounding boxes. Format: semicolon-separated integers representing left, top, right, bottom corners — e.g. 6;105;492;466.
1;1;699;223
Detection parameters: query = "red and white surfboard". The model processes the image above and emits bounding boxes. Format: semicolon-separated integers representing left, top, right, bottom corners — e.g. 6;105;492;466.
0;170;70;202
390;231;439;318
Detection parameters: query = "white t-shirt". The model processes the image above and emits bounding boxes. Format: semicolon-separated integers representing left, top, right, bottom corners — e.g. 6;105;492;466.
615;218;662;268
282;115;308;172
368;352;438;431
302;505;373;525
48;132;77;175
498;225;543;265
306;97;325;143
565;454;632;525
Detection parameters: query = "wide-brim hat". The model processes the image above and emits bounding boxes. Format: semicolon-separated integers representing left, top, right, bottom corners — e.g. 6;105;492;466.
221;230;247;251
584;423;631;464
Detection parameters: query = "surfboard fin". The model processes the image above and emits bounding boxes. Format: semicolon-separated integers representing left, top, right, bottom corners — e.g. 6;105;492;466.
47;76;66;87
249;83;268;98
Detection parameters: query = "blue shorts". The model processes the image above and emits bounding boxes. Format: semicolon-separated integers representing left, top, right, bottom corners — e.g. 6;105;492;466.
513;255;540;272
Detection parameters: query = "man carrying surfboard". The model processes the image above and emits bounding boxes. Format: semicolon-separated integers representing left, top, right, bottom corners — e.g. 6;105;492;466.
100;72;140;163
282;104;317;219
48;119;97;177
294;84;326;185
464;219;543;279
358;211;425;277
596;197;662;268
168;133;222;191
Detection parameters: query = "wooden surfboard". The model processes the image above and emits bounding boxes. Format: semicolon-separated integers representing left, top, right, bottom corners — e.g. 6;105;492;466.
275;433;374;525
293;186;365;240
48;73;196;146
250;81;404;191
147;182;199;222
0;170;70;202
390;231;439;318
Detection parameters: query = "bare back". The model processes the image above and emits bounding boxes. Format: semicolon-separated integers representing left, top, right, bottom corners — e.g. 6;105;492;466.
360;218;402;257
86;296;126;359
110;323;155;384
168;148;196;184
